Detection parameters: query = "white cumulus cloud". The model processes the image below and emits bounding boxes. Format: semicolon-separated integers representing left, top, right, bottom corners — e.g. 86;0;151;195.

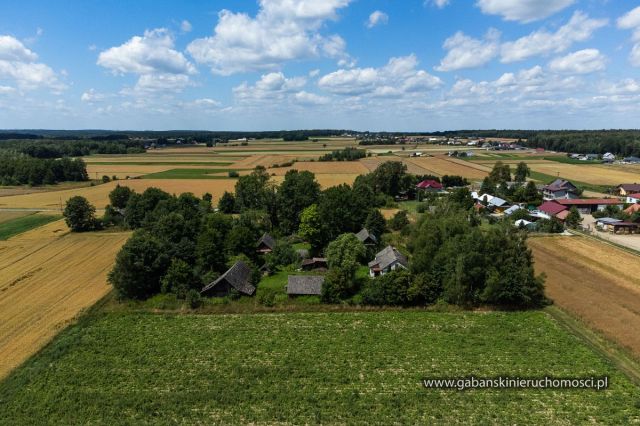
617;6;640;67
97;28;196;94
367;11;388;28
319;54;442;97
187;0;352;75
476;0;575;23
501;11;608;63
0;35;65;91
436;28;500;71
548;49;605;74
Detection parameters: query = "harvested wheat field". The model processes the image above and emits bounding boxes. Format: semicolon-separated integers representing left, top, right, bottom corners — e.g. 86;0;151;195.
268;160;370;176
528;163;640;186
0;179;238;210
0;222;129;379
271;173;361;188
360;157;429;175
529;235;640;358
405;156;489;180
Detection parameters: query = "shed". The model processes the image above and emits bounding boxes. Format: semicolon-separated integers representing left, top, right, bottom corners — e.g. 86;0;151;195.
286;275;325;296
257;233;276;254
301;257;328;271
355;228;377;245
201;261;256;297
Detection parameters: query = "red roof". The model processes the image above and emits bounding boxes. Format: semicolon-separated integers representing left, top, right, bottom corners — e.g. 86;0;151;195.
627;193;640;199
556;199;623;206
624;203;640;214
416;179;443;189
538;201;568;216
555;210;571;220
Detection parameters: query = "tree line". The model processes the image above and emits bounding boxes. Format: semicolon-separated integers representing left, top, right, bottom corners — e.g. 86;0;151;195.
0;139;146;158
0;152;88;185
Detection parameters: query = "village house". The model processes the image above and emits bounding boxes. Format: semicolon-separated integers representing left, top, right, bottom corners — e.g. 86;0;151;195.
542;179;580;200
624;203;640;215
623;156;640;164
617;184;640;197
602;152;615;162
368;245;408;277
286;275;325;297
416;179;444;192
201;261;256;297
256;233;276;254
594;217;623;232
355;228;377;246
536;200;568;219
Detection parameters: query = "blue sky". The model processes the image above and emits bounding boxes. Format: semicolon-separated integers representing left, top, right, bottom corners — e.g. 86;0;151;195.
1;0;640;131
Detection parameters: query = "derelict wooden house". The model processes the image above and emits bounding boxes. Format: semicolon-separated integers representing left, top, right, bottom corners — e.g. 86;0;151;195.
201;261;256;297
256;233;276;254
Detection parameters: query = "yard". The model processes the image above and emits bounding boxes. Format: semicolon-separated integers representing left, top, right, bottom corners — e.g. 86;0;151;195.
0;310;638;424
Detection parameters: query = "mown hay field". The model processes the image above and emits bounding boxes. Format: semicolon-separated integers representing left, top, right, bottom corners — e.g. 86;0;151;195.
0;222;129;379
529;235;640;358
0;311;637;424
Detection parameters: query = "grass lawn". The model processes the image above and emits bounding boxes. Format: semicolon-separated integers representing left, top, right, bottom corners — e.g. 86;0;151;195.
0;214;60;240
0;310;638;424
140;168;244;179
543;157;603;165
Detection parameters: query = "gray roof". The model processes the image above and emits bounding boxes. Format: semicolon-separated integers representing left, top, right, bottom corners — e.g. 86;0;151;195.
201;261;256;295
257;233;276;250
489;197;508;207
503;205;522;215
595;217;623;224
355;228;377;243
286;275;324;295
368;245;408;270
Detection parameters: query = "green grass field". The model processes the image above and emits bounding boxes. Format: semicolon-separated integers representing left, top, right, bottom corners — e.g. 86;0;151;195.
140;168;244;179
0;214;60;240
0;310;638;424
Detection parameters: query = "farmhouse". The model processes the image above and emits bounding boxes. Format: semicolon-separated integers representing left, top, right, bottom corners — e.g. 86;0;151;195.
542;179;580;200
555;198;624;214
355;228;377;246
286;275;325;297
537;200;568;219
616;184;640;196
301;257;328;271
368;245;408;277
256;233;276;254
416;179;443;192
201;261;256;297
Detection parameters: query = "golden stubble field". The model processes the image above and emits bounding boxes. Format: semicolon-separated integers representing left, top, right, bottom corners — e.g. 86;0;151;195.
0;220;130;379
0;179;238;210
529;235;640;358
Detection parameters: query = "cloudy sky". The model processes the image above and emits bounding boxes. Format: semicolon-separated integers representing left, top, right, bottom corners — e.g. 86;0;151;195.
1;0;640;131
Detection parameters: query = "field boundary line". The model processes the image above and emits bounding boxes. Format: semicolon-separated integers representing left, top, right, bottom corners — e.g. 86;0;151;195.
545;306;640;386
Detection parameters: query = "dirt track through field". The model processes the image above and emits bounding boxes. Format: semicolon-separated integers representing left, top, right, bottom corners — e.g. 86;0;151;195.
529;235;640;358
0;222;129;379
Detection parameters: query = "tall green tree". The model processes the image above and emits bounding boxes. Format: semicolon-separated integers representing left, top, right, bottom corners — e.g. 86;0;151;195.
325;233;366;272
364;209;386;237
277;170;320;235
514;162;530;182
63;196;97;232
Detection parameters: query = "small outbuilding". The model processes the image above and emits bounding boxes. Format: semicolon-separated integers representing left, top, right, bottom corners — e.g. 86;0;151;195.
256;233;276;254
286;275;325;297
355;228;377;246
301;257;328;271
201;261;256;297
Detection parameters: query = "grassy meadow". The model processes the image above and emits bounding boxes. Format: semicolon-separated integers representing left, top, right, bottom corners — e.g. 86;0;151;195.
0;310;639;424
0;214;60;240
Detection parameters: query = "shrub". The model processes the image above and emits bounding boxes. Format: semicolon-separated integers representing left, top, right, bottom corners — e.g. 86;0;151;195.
186;289;202;309
228;171;240;178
